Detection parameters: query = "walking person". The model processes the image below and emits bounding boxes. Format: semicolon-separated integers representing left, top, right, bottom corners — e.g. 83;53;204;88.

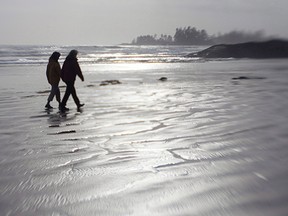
60;50;84;112
45;51;61;110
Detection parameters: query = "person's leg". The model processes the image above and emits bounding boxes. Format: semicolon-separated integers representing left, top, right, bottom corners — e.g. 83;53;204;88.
55;85;61;106
61;82;72;108
46;85;55;109
70;84;81;107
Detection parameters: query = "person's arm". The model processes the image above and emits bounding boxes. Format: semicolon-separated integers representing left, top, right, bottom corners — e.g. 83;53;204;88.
55;62;61;79
46;64;51;84
75;61;84;81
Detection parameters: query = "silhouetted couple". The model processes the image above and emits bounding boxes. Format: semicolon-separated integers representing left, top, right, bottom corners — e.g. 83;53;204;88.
45;50;84;112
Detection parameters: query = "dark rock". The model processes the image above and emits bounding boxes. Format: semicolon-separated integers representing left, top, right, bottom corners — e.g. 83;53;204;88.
186;40;288;59
86;84;96;87
100;80;122;86
232;76;250;80
232;76;266;80
48;130;76;135
49;125;60;128
159;77;168;81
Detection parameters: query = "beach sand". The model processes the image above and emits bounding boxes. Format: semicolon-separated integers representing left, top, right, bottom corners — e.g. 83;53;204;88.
1;60;288;215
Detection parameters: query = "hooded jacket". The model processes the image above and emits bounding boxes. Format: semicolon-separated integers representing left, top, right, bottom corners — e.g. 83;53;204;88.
61;57;84;82
46;59;61;85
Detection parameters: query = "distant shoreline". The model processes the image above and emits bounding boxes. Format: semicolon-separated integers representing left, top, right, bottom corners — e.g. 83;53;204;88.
129;26;287;46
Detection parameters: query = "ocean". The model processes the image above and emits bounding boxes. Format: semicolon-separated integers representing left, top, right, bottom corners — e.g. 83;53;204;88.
0;45;288;216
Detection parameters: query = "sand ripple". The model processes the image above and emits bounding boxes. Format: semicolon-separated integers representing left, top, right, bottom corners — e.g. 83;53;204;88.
1;60;288;215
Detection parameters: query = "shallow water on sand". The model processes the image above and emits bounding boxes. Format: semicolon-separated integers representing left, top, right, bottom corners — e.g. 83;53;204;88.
1;59;288;216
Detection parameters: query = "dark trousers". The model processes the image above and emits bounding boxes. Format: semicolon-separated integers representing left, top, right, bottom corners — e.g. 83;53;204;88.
61;81;80;107
47;84;60;103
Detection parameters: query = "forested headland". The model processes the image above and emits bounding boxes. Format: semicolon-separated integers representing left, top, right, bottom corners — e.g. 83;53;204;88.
131;26;273;45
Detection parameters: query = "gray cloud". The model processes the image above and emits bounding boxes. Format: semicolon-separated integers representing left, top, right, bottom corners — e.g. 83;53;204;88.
0;0;287;45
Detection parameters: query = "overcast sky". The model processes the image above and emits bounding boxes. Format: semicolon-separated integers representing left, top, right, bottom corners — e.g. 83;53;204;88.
1;0;287;45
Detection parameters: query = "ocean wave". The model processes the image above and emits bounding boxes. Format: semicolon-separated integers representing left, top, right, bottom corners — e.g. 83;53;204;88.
0;45;206;65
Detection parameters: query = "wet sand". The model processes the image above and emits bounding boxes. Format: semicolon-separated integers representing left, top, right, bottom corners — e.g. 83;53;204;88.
1;61;288;215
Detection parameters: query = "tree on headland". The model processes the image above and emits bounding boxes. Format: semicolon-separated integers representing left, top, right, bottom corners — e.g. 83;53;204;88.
132;35;157;45
159;34;173;45
132;34;173;45
174;27;211;45
131;26;271;45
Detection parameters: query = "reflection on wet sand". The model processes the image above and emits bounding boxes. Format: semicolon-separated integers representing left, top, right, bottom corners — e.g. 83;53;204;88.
1;60;288;215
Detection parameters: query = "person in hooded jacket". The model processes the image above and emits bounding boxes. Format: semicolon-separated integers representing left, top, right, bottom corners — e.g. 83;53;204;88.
60;50;84;111
45;51;61;109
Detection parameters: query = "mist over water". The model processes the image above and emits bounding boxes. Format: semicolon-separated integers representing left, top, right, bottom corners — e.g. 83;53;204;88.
0;45;288;215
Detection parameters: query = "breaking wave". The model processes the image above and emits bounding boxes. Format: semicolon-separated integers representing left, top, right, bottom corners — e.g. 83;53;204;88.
0;45;207;65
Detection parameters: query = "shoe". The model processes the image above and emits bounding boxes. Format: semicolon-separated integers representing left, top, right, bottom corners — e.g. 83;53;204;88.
77;103;85;109
45;104;53;109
